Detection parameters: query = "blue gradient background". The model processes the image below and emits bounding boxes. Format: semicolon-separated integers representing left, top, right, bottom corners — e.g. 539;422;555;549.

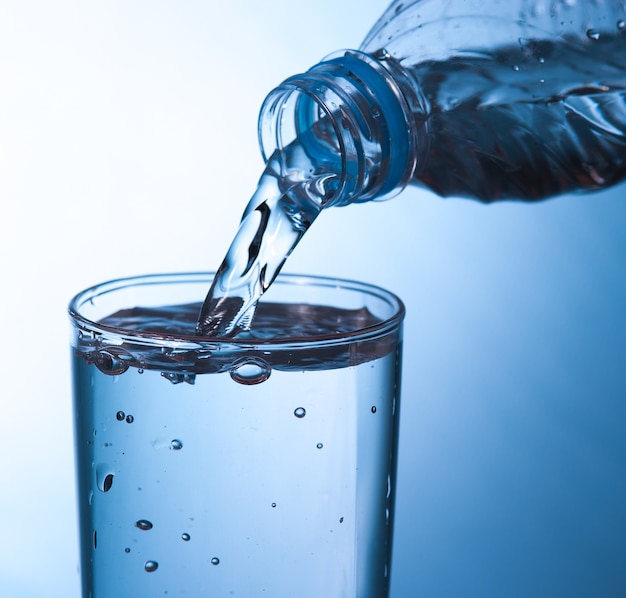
1;1;625;596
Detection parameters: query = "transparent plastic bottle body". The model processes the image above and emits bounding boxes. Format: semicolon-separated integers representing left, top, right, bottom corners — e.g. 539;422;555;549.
259;0;626;204
360;0;626;201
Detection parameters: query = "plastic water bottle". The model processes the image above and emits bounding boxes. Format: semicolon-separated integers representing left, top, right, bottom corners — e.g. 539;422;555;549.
259;0;626;204
198;0;626;336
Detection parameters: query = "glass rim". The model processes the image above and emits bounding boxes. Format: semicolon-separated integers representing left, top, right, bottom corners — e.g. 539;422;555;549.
68;271;405;350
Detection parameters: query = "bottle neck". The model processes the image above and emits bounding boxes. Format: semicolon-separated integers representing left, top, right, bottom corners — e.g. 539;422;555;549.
258;50;427;207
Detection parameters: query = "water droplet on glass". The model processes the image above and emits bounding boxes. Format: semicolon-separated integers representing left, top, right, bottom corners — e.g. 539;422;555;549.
373;47;391;60
116;411;125;421
181;533;191;541
144;560;158;573
587;28;600;40
211;557;220;566
125;415;134;424
96;464;114;493
170;439;183;451
371;406;377;414
136;519;153;531
316;443;323;449
294;407;306;418
230;357;272;385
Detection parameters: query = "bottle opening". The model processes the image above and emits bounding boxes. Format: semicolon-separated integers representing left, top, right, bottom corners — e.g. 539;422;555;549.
258;51;420;206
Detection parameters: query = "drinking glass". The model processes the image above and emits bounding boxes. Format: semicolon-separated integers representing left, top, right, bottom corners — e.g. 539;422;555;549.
69;272;404;597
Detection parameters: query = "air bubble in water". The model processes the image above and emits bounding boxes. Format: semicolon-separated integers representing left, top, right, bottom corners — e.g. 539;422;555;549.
618;19;626;30
211;557;220;566
126;414;134;424
136;519;153;531
96;464;114;493
586;28;600;40
371;406;377;414
125;547;131;553
93;348;130;375
294;407;306;418
229;357;271;385
162;372;197;385
144;560;158;573
181;533;191;541
116;411;125;421
316;443;323;449
170;439;183;451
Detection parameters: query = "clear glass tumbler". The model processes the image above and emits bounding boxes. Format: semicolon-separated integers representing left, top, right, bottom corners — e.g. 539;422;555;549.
69;272;404;597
